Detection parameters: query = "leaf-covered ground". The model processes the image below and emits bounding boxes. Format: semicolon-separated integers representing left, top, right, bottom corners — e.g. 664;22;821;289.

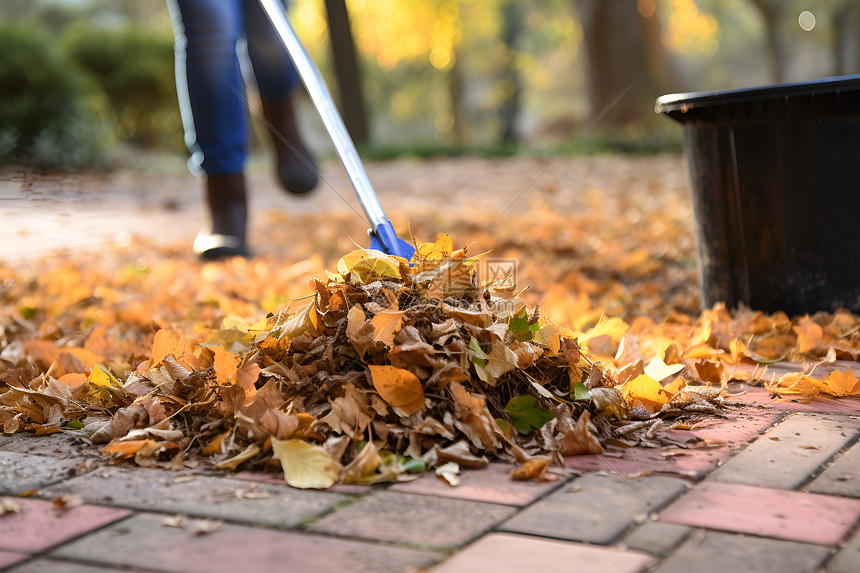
1;155;858;487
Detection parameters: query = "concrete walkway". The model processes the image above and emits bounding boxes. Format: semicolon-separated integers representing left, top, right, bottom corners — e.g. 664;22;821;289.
1;380;858;573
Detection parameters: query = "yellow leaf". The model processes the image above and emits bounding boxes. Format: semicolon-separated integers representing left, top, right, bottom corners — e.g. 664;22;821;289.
622;374;671;413
370;310;404;347
88;364;121;388
272;439;340;489
336;249;402;283
415;234;453;261
281;301;321;341
216;444;261;470
643;354;685;382
578;315;628;344
814;370;860;397
368;364;425;415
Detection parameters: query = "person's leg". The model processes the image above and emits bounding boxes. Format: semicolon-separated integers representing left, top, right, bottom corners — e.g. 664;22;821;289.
166;0;249;258
242;0;319;194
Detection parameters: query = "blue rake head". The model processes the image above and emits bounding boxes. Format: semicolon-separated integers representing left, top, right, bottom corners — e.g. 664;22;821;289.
369;221;415;260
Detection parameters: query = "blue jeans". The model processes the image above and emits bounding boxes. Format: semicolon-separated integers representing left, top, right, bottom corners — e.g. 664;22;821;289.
167;0;299;176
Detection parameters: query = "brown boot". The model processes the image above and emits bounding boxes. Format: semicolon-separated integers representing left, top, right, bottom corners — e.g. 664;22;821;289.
193;172;250;260
260;97;319;195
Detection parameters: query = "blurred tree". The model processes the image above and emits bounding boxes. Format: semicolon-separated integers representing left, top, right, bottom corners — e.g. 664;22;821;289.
573;0;674;126
747;0;790;82
833;0;860;74
323;0;369;143
497;1;523;144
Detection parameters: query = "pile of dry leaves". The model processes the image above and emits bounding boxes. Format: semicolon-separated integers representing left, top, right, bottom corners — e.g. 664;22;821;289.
1;232;859;489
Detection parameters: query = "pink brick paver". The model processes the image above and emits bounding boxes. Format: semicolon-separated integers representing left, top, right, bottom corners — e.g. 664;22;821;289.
709;413;860;489
0;497;131;554
389;462;567;506
431;533;655;573
653;530;831;573
728;383;860;416
659;481;860;546
566;410;780;480
51;513;440;573
0;550;28;569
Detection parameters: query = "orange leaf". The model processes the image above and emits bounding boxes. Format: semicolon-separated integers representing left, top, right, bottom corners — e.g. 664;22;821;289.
56;373;87;391
149;328;186;367
793;316;823;354
212;347;238;385
368;364;425;415
766;373;819;403
102;439;153;458
370;311;403;347
815;370;860;397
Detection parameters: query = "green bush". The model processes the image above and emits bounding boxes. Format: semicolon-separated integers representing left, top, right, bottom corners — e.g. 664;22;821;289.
0;25;108;168
62;23;182;149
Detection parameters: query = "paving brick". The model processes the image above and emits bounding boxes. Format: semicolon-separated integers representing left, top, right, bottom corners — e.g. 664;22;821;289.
0;497;131;554
827;527;860;573
566;410;780;481
1;434;101;460
39;465;349;529
499;473;689;545
621;521;692;557
310;491;515;549
7;560;130;573
0;434;26;449
239;470;375;495
0;551;28;570
51;513;441;573
659;481;860;546
388;462;567;507
710;413;860;489
0;452;91;495
727;383;860;416
431;533;655;573
653;530;831;573
808;440;860;498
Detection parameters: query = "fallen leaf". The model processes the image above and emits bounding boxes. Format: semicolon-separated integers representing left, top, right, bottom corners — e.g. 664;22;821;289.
766;373;819;403
272;438;340;489
215;444;261;470
435;461;460;486
622;374;670;413
370;311;404;347
0;499;21;515
793;316;823;354
643;353;685;382
52;494;84;511
510;458;551;480
813;370;860;397
368;365;425;415
504;395;555;434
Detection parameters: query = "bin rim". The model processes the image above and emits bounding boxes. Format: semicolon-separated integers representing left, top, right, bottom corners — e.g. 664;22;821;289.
656;74;860;114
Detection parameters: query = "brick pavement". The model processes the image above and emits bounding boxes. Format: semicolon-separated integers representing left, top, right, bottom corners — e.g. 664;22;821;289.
0;376;858;572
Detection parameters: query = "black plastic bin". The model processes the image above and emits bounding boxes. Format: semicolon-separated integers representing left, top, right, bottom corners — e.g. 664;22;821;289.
656;75;860;315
